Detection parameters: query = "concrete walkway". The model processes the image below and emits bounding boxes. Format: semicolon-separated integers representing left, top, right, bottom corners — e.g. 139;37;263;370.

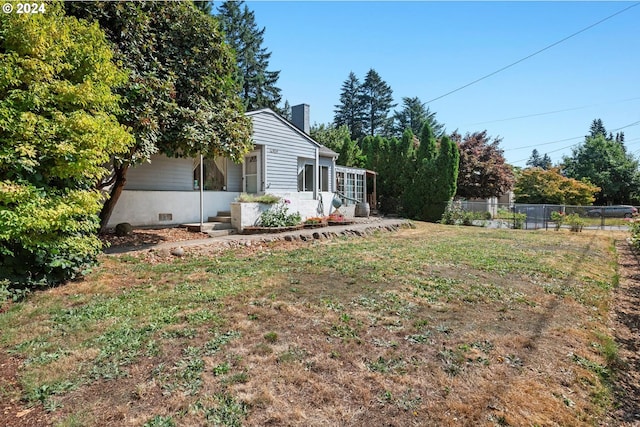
104;218;412;255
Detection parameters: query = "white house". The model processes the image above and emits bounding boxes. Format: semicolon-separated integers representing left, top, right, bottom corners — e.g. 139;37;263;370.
106;104;369;229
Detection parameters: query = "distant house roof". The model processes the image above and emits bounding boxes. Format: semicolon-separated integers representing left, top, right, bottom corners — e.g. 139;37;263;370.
246;108;338;159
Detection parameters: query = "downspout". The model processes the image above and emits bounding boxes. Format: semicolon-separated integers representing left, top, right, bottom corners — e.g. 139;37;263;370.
314;147;319;200
199;152;204;227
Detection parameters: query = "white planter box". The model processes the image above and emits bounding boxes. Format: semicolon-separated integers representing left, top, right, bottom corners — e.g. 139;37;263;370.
230;202;273;231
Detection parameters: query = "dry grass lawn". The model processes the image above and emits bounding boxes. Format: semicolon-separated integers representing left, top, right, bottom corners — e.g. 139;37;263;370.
0;222;629;426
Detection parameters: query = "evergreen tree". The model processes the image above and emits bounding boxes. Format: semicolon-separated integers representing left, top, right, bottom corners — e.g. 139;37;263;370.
338;136;366;168
382;129;415;214
588;118;607;139
392;97;444;137
361;69;396;137
217;1;282;111
333;71;366;140
587;118;625;144
432;135;460;217
194;1;213;14
402;123;460;221
526;149;552;169
281;100;292;121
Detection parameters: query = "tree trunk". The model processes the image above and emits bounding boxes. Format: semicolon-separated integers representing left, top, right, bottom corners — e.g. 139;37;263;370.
99;163;129;233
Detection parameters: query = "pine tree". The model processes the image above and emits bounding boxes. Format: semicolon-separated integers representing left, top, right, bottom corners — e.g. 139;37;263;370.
361;69;396;137
333;71;366;140
392;97;444;137
526;149;552;169
217;1;281;111
193;1;213;14
588;118;607;139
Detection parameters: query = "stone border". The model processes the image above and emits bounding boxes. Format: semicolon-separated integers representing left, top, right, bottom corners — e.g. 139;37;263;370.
104;219;413;255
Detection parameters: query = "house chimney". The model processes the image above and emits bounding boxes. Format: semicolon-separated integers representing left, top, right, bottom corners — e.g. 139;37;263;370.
291;104;310;134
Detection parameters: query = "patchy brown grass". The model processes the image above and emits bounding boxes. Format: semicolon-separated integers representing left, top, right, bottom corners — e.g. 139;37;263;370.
0;223;631;427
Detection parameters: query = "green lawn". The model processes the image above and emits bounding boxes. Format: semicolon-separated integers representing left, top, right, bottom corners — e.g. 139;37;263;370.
0;223;625;426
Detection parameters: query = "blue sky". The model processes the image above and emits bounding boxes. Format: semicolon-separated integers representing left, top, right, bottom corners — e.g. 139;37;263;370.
240;1;640;166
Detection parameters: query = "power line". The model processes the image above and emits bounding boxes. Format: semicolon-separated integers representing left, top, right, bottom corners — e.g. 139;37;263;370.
506;119;640;153
425;2;640;105
466;96;640;126
509;119;640;164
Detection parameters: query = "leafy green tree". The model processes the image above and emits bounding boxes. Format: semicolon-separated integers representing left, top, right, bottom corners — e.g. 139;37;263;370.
514;168;599;205
333;71;366;140
361;69;396;137
526;149;552;169
217;1;282;111
0;5;133;290
392;97;444;138
67;2;253;230
563;133;640;205
310;123;351;153
454;131;514;199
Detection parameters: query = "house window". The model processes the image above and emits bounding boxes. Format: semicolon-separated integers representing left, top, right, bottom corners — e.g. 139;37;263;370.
298;162;314;192
320;166;329;192
336;170;345;196
193;157;227;191
335;168;365;206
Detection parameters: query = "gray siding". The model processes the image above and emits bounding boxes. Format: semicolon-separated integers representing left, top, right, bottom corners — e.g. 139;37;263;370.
125;155;194;191
319;156;334;193
251;111;317;191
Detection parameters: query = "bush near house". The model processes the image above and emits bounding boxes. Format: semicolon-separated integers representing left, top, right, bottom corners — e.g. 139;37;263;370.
0;6;133;295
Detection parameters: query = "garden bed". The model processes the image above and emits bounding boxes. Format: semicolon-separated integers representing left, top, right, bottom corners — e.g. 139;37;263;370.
241;224;305;235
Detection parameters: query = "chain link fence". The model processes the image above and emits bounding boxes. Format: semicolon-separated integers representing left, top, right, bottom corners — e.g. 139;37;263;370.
444;200;636;231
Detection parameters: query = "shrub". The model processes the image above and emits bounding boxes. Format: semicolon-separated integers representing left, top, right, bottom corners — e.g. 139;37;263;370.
630;220;640;250
235;193;281;204
256;200;301;227
551;211;565;231
513;213;527;229
566;213;585;232
440;202;487;227
0;7;133;295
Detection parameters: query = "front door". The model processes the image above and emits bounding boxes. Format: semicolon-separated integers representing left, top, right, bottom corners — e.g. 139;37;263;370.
243;150;261;194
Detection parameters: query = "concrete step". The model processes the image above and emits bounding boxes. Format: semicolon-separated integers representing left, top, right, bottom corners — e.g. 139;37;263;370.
217;211;231;217
184;222;233;232
206;229;236;238
208;216;231;223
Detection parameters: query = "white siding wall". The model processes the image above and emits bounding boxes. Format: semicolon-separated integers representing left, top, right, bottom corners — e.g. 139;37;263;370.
251;112;317;192
106;191;241;228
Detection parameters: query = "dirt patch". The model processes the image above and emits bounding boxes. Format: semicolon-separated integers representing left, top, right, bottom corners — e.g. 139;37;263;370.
0;352;51;427
100;226;209;249
607;241;640;425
